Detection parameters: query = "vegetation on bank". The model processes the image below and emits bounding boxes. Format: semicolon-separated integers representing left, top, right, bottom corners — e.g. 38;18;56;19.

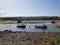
0;16;60;24
0;20;17;24
3;20;17;24
44;32;60;45
0;16;60;20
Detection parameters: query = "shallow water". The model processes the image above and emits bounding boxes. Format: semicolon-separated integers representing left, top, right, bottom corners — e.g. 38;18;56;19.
0;23;60;32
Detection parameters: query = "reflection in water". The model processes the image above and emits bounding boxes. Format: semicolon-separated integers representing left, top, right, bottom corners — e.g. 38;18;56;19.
0;23;60;32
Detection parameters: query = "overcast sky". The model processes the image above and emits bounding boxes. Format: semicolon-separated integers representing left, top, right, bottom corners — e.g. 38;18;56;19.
0;0;60;17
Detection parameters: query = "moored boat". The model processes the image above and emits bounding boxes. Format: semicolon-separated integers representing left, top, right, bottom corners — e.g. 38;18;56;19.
56;25;60;30
17;24;26;28
35;25;47;29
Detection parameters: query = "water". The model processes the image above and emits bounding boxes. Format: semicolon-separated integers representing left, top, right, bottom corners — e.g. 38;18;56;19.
0;23;60;32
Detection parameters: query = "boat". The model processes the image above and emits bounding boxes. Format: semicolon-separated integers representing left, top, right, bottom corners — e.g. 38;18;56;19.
35;25;47;29
56;25;60;29
17;24;26;28
51;21;56;23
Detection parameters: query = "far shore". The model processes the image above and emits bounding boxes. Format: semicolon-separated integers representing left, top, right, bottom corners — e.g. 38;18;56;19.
0;20;60;24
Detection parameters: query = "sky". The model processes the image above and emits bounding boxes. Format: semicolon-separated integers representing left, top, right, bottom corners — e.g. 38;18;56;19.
0;0;60;17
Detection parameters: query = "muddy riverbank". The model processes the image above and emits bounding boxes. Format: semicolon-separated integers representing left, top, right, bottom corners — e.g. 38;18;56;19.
0;31;60;45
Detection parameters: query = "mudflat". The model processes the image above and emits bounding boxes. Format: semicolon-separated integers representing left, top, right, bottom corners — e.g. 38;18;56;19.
0;31;60;45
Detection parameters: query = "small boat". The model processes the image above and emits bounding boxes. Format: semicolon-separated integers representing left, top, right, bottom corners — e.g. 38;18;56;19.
56;25;60;29
35;25;47;29
51;21;56;23
17;24;26;28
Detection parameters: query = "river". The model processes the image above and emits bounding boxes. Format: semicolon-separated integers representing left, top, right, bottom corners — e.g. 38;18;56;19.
0;23;60;32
